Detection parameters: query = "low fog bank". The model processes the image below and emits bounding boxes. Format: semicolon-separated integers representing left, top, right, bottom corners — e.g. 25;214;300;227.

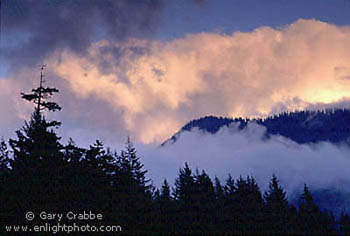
139;122;350;212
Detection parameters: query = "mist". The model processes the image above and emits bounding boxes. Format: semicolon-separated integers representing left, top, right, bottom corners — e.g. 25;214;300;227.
138;122;350;206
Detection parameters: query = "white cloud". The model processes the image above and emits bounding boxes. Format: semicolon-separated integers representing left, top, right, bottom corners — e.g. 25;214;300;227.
139;123;350;202
41;19;350;143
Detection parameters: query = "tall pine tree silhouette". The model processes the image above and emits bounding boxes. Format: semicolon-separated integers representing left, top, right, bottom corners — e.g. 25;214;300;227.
264;174;289;233
155;179;175;232
173;162;196;232
234;176;265;233
114;137;152;232
7;65;65;224
10;65;63;172
297;184;336;234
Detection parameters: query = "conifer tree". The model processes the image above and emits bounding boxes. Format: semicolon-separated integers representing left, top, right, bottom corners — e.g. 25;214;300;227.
117;137;149;190
214;176;224;200
234;176;265;233
213;176;225;232
298;184;323;233
114;137;152;232
75;140;114;212
127;137;149;189
0;139;9;174
174;162;195;203
222;174;237;232
193;169;215;232
85;139;115;175
6;65;65;224
173;163;196;232
194;169;215;205
9;65;63;173
63;138;84;164
264;174;289;233
157;179;174;232
224;174;235;197
160;179;171;202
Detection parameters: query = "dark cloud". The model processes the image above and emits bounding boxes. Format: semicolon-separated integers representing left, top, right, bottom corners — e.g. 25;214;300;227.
1;0;166;69
186;0;208;6
93;43;151;75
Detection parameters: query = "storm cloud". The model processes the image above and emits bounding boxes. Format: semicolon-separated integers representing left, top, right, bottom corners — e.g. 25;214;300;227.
1;0;166;68
36;19;350;143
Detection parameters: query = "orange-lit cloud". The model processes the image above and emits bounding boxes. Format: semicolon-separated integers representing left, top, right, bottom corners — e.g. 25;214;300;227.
47;19;350;143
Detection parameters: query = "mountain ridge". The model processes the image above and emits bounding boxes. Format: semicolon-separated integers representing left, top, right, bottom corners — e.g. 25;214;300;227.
162;108;350;146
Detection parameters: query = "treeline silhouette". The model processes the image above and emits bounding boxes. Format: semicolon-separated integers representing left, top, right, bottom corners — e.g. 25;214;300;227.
165;108;350;146
0;75;350;235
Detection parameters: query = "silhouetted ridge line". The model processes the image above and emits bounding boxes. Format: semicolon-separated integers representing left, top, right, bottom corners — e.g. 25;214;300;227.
163;109;350;146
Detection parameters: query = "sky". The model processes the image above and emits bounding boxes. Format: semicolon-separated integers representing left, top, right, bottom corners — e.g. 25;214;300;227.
2;0;350;144
2;1;350;199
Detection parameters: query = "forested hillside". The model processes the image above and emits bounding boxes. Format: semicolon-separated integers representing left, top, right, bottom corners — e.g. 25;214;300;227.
164;109;350;146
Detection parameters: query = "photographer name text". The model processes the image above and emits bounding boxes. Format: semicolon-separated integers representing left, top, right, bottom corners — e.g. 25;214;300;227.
26;211;103;222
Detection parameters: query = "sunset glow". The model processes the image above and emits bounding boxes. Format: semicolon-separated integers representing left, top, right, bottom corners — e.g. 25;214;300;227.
41;20;350;143
2;1;350;145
